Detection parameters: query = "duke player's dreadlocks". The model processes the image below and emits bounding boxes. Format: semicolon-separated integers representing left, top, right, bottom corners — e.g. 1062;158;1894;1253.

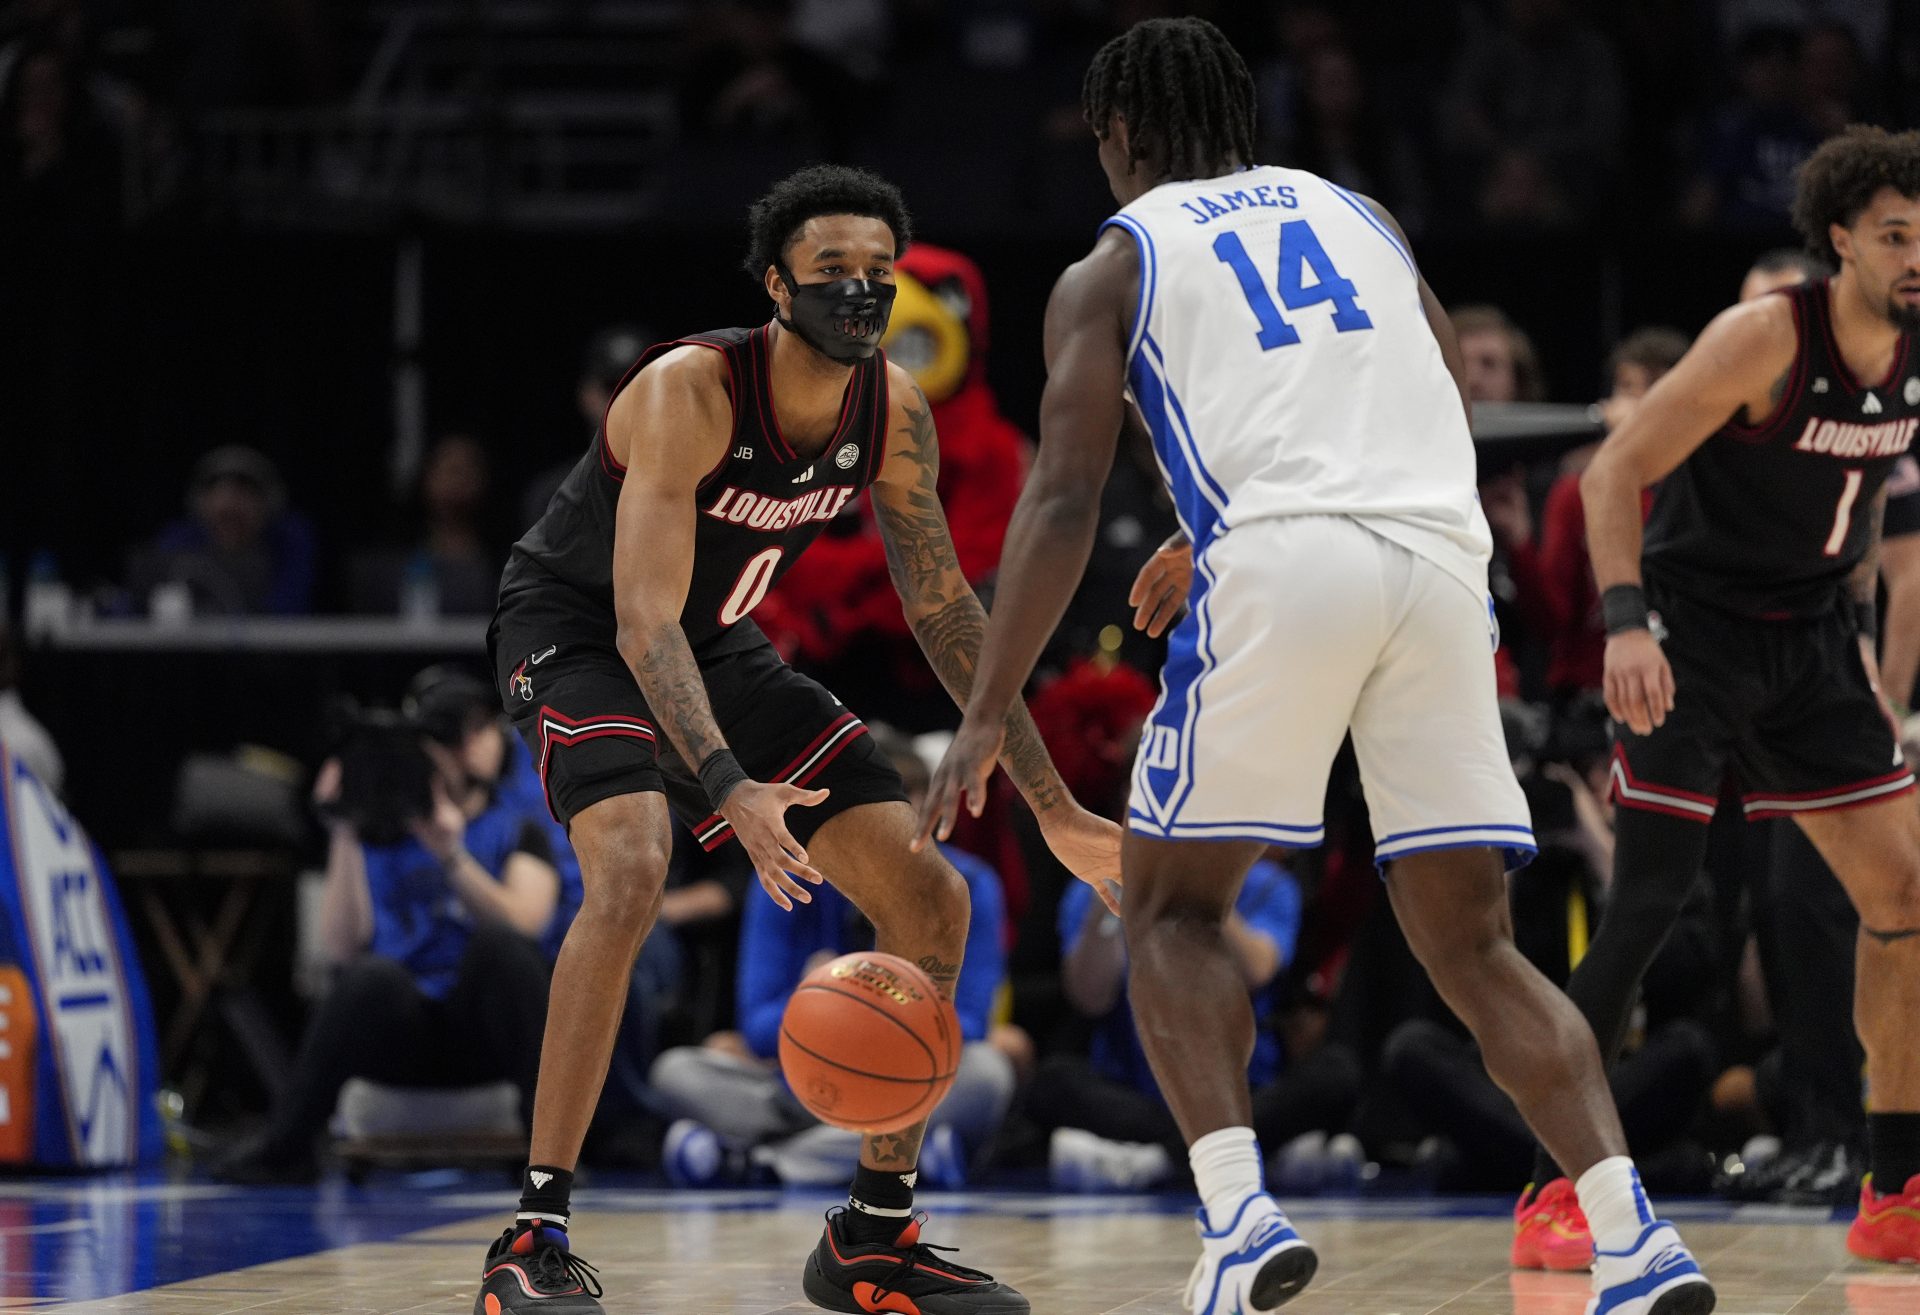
1081;17;1256;183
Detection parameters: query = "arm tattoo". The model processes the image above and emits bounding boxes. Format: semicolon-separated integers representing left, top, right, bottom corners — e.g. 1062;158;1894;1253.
877;384;1068;816
629;620;728;769
876;388;962;596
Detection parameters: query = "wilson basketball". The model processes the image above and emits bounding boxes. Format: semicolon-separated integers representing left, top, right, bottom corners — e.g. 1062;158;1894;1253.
778;951;961;1133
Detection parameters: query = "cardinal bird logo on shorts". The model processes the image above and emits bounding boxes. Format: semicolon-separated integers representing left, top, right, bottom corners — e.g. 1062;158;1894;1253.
510;660;534;702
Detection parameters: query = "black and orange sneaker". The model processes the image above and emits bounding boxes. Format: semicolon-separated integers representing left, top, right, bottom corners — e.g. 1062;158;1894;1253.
473;1219;604;1315
802;1207;1029;1315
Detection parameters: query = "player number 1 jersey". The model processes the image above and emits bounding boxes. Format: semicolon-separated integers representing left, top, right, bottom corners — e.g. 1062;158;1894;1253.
1105;165;1491;598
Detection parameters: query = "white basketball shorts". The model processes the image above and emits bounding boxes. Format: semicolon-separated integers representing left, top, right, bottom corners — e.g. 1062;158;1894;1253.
1127;514;1535;870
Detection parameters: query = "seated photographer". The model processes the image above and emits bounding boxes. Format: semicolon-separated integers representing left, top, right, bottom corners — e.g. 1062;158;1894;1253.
647;728;1015;1189
215;682;561;1183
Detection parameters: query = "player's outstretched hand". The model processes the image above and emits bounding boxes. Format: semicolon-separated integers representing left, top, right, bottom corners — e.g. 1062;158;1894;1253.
1039;805;1124;916
914;717;1004;851
1603;629;1675;736
1129;533;1193;637
721;779;828;911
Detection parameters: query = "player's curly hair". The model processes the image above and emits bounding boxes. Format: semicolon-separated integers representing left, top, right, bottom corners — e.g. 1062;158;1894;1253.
1792;125;1920;264
1082;17;1257;183
741;164;912;281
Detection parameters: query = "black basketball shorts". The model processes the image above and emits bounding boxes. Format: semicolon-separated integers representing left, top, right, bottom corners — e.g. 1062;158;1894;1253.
488;589;907;846
1609;579;1915;823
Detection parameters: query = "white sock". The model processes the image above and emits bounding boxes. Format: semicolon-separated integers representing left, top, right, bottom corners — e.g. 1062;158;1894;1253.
1575;1155;1655;1252
1190;1126;1264;1226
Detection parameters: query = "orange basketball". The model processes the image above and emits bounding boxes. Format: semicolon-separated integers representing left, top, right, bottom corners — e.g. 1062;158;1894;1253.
778;951;961;1133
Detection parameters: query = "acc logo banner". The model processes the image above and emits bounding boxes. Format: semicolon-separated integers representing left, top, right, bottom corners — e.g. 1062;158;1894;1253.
0;749;160;1166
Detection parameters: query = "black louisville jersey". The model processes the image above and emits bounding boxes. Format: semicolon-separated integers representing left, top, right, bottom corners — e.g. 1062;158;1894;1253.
500;323;891;647
1643;279;1919;618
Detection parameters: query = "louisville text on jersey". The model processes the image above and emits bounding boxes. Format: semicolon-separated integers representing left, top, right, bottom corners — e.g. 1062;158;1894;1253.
1791;416;1920;460
705;483;858;532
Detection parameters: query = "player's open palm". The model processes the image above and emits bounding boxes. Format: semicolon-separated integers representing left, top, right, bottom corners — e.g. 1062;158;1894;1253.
721;780;828;911
1604;629;1675;736
1129;533;1193;637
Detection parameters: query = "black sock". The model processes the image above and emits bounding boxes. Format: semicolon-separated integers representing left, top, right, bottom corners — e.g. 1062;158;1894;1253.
1529;1147;1560;1191
518;1164;575;1227
844;1162;916;1243
1869;1113;1920;1193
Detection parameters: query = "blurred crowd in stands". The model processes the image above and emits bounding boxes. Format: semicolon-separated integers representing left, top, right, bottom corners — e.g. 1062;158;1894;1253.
4;0;1917;1207
2;0;1917;234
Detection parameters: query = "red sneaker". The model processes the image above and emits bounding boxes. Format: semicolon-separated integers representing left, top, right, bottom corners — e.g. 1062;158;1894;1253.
1511;1178;1594;1272
1847;1172;1920;1264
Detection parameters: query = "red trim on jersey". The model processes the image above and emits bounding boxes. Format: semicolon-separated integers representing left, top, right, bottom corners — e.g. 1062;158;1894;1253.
752;324;801;461
755;321;874;467
1815;280;1914;396
598;336;738;481
692;711;867;849
535;706;657;823
1741;767;1916;819
1723;286;1807;442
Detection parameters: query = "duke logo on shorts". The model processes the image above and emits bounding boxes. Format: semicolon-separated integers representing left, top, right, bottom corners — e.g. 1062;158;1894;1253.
1110;165;1535;870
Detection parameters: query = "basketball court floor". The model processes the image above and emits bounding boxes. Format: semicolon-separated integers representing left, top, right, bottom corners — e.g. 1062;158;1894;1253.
2;1174;1915;1314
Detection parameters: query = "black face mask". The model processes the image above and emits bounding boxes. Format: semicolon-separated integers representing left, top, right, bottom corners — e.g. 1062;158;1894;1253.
776;261;897;363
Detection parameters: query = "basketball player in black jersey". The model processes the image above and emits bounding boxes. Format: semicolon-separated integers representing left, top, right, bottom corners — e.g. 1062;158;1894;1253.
476;165;1120;1315
1560;125;1920;1266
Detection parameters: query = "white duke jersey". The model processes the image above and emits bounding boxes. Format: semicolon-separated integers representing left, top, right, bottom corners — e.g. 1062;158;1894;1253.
1105;165;1492;598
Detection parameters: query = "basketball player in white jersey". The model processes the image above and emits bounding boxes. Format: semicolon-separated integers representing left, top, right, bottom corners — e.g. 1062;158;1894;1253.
919;18;1714;1315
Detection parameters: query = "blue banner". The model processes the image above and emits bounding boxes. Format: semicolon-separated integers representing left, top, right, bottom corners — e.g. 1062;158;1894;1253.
0;746;162;1167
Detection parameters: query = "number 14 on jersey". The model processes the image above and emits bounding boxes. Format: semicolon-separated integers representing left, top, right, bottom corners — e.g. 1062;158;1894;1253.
1214;220;1373;350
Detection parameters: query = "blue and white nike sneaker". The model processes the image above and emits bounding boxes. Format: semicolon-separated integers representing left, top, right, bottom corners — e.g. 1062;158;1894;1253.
1587;1221;1716;1315
1182;1193;1317;1314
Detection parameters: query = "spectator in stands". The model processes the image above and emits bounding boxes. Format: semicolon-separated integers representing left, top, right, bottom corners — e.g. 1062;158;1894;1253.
0;622;62;793
1488;327;1691;700
215;671;561;1183
1451;305;1548;405
1458;304;1547;695
520;324;655;532
126;445;317;616
349;432;503;616
1679;26;1822;231
647;727;1015;1188
1025;853;1302;1191
677;0;846;145
1738;246;1827;303
1439;0;1624;226
1283;44;1429;236
0;36;123;230
1797;20;1874;137
757;242;1026;730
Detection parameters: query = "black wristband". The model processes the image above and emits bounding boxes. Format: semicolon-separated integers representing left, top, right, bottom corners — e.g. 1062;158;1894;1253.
1601;583;1651;636
1854;597;1879;641
698;750;749;811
